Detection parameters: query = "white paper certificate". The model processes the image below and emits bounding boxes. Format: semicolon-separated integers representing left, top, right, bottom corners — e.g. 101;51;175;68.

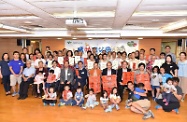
112;60;118;70
152;59;165;67
58;57;64;64
87;60;94;70
100;62;107;70
74;56;81;64
69;57;75;66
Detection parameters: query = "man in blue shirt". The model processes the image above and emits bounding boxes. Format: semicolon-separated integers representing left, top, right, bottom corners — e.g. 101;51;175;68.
18;60;35;100
165;45;176;62
9;51;24;97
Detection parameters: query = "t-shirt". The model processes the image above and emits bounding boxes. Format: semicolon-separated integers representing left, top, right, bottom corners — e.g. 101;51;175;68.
34;59;46;67
110;94;120;100
170;86;182;102
161;63;179;76
8;59;24;74
0;60;11;76
48;92;57;98
34;74;44;84
100;97;109;104
161;73;173;84
163;83;177;93
151;73;162;86
75;92;83;100
63;90;73;100
87;94;96;101
134;87;145;99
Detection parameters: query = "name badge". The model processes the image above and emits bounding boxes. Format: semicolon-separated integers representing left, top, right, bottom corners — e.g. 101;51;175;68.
81;72;84;74
68;73;71;76
170;66;173;68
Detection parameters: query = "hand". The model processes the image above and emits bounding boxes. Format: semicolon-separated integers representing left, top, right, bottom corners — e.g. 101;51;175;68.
119;82;124;85
67;81;70;84
61;82;64;84
134;91;138;94
77;101;80;105
78;82;81;86
78;76;81;79
0;74;3;79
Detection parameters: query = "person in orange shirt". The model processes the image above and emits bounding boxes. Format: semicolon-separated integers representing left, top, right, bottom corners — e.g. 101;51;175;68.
89;62;101;77
45;70;56;94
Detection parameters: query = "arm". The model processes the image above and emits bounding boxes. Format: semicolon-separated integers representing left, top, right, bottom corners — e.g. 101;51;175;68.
174;69;178;77
9;67;16;75
173;92;182;101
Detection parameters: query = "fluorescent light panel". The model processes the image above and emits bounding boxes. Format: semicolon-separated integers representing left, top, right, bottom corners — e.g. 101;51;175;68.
0;16;39;20
133;11;187;17
161;19;187;32
53;11;115;18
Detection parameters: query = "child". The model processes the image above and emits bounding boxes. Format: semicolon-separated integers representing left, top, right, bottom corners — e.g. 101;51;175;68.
100;90;109;111
59;85;73;106
133;83;146;100
160;67;173;85
46;54;53;70
72;86;84;107
42;86;57;106
162;78;177;106
151;66;162;100
34;71;45;95
105;87;121;112
82;89;99;109
45;70;56;91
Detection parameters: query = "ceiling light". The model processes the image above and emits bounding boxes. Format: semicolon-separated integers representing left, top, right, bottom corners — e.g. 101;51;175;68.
24;21;32;24
152;19;159;22
57;38;62;40
138;38;143;39
77;28;112;30
133;11;187;17
88;38;93;40
0;23;31;33
72;37;77;40
161;19;187;32
53;11;115;18
0;16;39;20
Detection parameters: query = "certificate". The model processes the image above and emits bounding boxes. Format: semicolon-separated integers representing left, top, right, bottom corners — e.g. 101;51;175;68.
74;56;81;64
100;62;107;70
152;59;165;67
112;60;118;70
58;57;64;64
87;60;94;70
69;57;74;66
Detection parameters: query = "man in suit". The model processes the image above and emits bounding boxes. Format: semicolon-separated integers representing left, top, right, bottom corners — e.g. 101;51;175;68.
60;61;74;93
117;61;131;101
102;61;116;76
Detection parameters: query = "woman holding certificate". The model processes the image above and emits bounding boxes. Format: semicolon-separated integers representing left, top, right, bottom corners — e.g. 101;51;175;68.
86;54;95;70
64;50;75;70
99;53;108;71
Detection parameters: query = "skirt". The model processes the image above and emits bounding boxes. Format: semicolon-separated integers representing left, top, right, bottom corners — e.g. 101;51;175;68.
179;76;187;94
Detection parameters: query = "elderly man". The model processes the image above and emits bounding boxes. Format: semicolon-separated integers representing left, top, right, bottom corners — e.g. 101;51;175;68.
18;60;35;100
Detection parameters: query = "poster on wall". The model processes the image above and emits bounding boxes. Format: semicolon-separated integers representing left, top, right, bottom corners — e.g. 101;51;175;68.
65;39;139;57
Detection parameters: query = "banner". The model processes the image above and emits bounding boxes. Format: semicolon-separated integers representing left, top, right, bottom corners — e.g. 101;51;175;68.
89;76;101;93
65;39;139;56
102;75;117;94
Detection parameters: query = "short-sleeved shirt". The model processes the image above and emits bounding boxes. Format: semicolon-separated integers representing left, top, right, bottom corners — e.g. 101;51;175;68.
8;59;24;74
50;67;61;80
75;92;83;100
23;67;36;77
0;60;11;76
161;73;173;84
34;59;46;67
151;73;162;86
100;97;109;104
170;86;182;102
48;92;57;98
178;60;187;77
161;62;179;76
110;94;120;100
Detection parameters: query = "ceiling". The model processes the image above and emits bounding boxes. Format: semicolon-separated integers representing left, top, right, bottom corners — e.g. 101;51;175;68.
0;0;187;38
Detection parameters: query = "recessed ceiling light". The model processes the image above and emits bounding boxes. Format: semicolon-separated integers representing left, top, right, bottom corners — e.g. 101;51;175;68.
138;38;143;39
57;38;62;40
88;38;93;40
24;21;32;24
152;19;159;22
72;37;77;40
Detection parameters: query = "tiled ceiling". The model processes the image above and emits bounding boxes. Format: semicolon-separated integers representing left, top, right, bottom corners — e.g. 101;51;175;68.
0;0;186;36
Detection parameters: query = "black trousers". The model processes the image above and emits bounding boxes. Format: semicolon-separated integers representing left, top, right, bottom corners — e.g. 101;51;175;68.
59;81;71;94
33;83;43;97
19;78;33;98
2;75;11;92
43;99;57;104
156;99;180;112
118;84;125;101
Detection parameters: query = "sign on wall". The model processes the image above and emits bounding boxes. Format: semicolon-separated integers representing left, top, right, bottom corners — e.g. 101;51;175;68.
65;39;139;55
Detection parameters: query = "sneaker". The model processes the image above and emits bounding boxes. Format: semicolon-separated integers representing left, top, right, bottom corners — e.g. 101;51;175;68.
152;97;155;100
105;107;112;113
125;105;130;109
142;112;152;120
94;102;99;106
12;92;17;97
155;105;162;110
58;102;65;107
50;103;55;106
116;105;120;111
173;109;179;114
148;110;155;118
82;106;87;110
43;103;47;106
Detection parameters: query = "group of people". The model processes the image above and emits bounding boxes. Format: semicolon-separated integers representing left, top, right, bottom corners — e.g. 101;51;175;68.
0;45;186;120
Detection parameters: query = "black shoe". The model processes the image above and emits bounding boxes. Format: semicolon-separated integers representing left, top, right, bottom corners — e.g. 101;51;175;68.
17;97;23;100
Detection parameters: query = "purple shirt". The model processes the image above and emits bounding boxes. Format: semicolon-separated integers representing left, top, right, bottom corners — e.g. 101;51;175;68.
8;59;23;74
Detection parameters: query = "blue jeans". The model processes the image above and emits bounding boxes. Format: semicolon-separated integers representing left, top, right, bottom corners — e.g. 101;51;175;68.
60;98;72;105
72;99;84;106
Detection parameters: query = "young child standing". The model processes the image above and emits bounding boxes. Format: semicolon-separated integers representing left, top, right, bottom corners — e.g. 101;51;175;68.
100;90;109;111
72;86;84;107
162;78;177;106
82;89;99;109
59;85;73;106
105;87;121;112
34;71;45;95
42;86;57;106
151;66;162;100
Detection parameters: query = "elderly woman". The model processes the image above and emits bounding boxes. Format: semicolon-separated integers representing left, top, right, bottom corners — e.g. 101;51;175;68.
127;81;154;120
18;60;35;100
33;61;48;98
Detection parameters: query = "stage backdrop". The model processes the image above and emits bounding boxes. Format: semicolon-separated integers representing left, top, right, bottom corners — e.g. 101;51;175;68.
65;39;139;56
